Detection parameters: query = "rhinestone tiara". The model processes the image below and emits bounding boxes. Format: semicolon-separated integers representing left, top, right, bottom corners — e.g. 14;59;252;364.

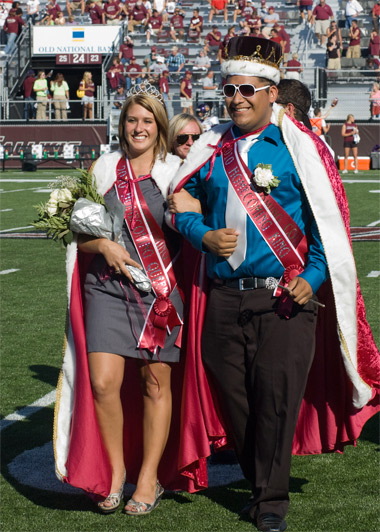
126;82;165;106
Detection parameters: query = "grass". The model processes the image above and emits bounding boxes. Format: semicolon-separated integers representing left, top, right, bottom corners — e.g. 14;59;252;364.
0;169;379;532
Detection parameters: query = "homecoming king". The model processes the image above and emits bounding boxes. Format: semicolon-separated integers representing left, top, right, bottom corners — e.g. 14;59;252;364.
170;37;380;531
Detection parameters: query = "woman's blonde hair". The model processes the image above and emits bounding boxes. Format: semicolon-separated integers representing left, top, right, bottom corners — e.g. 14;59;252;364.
346;114;354;121
168;113;202;153
82;71;92;84
118;93;169;160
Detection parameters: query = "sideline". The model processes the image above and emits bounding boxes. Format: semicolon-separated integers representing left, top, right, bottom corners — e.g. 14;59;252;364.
0;390;56;431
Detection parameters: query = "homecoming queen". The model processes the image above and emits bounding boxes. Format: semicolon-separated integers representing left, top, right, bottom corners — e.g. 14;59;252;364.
54;84;219;515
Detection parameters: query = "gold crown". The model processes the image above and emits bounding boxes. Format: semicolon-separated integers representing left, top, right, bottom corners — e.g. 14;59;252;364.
226;44;283;70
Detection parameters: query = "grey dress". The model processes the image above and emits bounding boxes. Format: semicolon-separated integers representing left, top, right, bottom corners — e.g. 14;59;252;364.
84;177;183;362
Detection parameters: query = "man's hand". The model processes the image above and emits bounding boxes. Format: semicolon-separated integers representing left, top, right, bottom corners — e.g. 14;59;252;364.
167;189;202;214
286;276;313;306
202;228;238;257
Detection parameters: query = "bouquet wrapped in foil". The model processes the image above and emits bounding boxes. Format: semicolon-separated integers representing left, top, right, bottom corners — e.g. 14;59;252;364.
70;198;152;293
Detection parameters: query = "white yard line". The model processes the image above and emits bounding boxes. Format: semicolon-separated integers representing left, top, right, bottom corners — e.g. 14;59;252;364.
0;179;53;183
341;180;380;183
0;225;34;233
367;220;380;227
0;186;51;193
367;271;380;278
0;390;56;431
0;269;20;275
0;208;13;212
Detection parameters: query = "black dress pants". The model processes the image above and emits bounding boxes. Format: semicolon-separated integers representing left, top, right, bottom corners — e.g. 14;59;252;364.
202;284;318;519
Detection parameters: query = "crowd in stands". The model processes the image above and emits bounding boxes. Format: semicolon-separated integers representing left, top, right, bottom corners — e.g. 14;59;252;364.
0;0;379;120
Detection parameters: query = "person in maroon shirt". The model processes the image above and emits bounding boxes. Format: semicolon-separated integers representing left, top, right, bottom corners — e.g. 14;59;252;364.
369;29;380;57
341;113;359;173
1;7;25;55
217;26;236;63
104;0;122;25
170;6;184;43
107;57;125;99
40;0;62;24
245;14;261;31
274;23;290;63
233;0;246;24
285;52;303;80
241;0;255;19
127;1;148;32
204;25;222;55
85;0;104;24
188;8;203;43
180;70;193;115
23;69;36;120
159;69;172;117
373;0;380;33
126;56;142;89
250;24;266;39
119;35;134;65
146;9;162;44
347;19;361;58
312;0;334;47
79;71;95;120
297;0;313;25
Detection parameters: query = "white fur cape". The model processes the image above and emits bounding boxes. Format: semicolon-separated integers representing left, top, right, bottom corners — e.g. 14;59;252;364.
169;103;373;410
54;151;182;480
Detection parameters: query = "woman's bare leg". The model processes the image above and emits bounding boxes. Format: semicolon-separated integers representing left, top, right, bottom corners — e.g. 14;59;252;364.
88;351;126;506
352;146;358;171
125;361;172;508
344;146;350;170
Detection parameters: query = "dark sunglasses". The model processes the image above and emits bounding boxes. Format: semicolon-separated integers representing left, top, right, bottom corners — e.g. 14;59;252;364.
222;83;270;99
176;133;200;145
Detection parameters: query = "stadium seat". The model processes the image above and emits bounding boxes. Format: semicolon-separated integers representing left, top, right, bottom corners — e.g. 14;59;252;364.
341;57;354;68
156;30;171;43
352;57;367;68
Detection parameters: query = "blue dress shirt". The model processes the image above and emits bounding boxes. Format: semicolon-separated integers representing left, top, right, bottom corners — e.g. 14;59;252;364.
175;124;329;294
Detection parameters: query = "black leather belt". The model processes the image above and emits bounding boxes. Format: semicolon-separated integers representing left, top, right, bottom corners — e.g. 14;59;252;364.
213;277;268;291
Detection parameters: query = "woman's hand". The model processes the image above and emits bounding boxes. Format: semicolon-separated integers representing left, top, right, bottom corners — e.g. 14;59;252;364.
78;237;142;283
167;189;202;214
99;240;142;282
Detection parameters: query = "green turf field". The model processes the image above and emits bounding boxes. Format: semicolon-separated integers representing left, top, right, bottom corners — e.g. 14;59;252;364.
0;169;379;532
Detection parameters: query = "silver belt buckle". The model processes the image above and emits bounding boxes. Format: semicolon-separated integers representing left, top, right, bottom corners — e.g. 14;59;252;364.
239;278;254;291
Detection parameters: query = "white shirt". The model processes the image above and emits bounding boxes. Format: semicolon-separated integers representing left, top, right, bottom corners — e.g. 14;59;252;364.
154;0;165;12
27;0;40;14
203;76;217;99
166;1;176;14
345;0;363;16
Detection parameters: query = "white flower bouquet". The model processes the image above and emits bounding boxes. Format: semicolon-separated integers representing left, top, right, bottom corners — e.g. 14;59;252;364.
33;171;105;247
33;170;152;292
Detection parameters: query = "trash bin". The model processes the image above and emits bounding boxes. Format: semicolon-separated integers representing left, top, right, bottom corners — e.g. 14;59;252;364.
22;153;37;171
371;151;380;170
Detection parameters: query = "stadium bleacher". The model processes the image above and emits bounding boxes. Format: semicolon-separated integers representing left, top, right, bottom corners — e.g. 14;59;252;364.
0;0;379;127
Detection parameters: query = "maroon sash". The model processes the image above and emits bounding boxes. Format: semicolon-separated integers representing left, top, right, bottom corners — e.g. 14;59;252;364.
222;127;308;284
115;157;182;351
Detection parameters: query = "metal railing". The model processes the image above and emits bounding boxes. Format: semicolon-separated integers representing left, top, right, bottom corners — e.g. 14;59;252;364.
4;21;33;99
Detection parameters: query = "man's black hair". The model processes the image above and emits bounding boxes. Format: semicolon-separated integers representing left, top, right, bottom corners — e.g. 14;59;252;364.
276;79;311;126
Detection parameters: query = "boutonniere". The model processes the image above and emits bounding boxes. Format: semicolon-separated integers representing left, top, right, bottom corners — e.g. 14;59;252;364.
252;164;280;194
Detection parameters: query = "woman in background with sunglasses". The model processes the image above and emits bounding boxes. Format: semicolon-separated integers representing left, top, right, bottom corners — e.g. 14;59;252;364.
168;113;203;161
167;114;204;215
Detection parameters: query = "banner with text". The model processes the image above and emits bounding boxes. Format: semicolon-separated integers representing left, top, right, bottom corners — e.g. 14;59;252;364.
32;25;121;55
